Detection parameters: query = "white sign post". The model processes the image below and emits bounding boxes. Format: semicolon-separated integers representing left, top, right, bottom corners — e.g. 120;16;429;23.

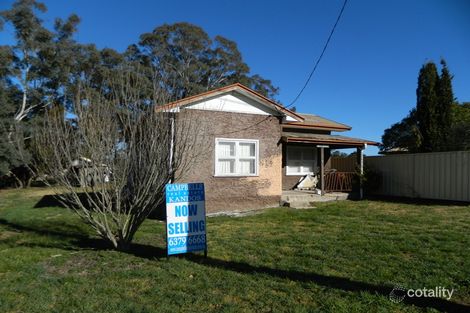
165;183;207;256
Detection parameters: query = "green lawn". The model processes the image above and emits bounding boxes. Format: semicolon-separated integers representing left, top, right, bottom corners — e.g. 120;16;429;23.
0;188;469;312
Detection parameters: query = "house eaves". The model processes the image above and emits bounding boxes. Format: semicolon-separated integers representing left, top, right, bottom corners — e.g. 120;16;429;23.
156;83;304;122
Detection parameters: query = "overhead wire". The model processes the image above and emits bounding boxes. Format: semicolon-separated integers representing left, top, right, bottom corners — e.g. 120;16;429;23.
286;0;349;109
195;0;350;137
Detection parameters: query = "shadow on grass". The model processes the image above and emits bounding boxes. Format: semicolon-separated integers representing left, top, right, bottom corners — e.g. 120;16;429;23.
34;194;66;209
0;218;110;251
34;194;166;221
194;257;469;312
365;195;470;206
1;217;468;312
34;193;106;210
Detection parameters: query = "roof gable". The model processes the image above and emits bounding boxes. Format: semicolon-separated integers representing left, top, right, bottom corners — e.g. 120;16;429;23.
158;83;304;122
186;93;277;116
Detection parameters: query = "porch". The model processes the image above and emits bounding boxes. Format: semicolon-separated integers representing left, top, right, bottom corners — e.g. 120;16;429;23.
281;132;380;200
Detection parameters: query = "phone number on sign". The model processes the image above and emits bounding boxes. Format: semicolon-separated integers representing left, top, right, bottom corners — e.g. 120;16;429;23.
168;235;206;247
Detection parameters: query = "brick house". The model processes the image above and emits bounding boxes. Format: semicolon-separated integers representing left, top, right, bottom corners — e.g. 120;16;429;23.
160;83;378;213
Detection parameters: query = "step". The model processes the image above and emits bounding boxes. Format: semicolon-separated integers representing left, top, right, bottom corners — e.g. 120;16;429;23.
280;199;316;209
288;202;316;209
281;195;319;202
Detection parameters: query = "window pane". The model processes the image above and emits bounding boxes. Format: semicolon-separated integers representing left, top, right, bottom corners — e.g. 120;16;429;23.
287;160;302;173
239;142;255;157
217;159;235;174
239;159;255;174
215;138;258;176
288;166;300;173
218;142;235;157
288;148;301;160
303;149;315;160
303;164;314;173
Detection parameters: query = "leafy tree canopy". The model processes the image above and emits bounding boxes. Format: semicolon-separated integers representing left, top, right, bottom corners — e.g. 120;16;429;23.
0;2;280;187
128;22;278;100
381;109;422;153
381;60;465;153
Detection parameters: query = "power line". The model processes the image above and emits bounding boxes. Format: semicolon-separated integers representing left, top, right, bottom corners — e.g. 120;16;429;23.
287;0;349;108
184;1;350;136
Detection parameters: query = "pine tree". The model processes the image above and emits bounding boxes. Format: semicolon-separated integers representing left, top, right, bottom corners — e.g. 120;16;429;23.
436;59;454;151
416;62;440;152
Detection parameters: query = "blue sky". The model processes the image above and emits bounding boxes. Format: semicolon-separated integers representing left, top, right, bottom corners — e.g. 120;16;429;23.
1;0;469;155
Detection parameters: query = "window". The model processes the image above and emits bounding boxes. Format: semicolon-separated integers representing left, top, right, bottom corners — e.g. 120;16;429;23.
215;138;259;176
286;146;317;175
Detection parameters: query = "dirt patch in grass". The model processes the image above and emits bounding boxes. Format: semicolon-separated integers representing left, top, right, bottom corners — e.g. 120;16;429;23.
0;230;20;240
42;252;147;278
42;253;97;277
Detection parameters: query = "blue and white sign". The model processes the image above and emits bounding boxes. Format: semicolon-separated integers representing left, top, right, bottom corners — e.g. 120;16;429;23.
165;183;207;255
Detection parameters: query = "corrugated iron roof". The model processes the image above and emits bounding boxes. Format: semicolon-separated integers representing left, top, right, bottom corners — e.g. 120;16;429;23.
282;131;380;147
283;113;352;131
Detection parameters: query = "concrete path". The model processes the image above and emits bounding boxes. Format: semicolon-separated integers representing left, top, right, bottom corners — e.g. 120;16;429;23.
281;190;351;209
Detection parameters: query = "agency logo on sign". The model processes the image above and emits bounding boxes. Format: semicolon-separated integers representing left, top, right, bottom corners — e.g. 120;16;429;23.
165;183;207;256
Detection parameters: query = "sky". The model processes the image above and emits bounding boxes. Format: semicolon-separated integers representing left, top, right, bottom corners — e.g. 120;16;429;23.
1;0;469;155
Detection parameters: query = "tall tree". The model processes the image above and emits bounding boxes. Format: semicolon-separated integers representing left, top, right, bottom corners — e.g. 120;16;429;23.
448;102;470;151
381;109;421;153
416;62;440;152
381;60;459;153
435;60;454;150
0;0;52;122
128;22;278;100
1;3;281;190
0;0;53;186
0;1;96;186
0;46;25;179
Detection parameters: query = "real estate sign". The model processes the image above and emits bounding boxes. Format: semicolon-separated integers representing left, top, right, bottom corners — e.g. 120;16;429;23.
165;183;207;256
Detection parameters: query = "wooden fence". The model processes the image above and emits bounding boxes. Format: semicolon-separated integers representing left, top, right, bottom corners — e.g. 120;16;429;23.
330;156;357;172
365;151;470;202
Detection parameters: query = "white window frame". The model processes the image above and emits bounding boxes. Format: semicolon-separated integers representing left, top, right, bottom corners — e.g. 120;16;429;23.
286;146;317;176
214;138;259;177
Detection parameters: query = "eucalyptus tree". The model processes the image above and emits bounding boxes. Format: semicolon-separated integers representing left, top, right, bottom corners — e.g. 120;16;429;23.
128;22;278;100
0;0;52;122
0;0;80;186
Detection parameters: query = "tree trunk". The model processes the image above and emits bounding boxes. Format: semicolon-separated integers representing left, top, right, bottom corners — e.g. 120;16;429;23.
25;176;33;188
10;171;24;189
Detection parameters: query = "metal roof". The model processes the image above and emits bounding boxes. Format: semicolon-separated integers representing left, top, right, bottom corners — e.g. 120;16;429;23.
283;113;352;132
282;131;380;147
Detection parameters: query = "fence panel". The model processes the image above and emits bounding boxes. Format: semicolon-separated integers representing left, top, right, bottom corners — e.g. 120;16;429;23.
330;156;357;172
365;151;470;202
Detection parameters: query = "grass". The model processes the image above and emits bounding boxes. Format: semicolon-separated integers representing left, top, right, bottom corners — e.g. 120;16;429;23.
0;188;470;312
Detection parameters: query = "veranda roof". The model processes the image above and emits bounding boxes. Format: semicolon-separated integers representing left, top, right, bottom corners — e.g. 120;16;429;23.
282;131;380;148
283;113;352;132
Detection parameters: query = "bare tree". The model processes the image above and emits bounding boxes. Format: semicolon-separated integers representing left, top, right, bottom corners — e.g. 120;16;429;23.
34;67;205;250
